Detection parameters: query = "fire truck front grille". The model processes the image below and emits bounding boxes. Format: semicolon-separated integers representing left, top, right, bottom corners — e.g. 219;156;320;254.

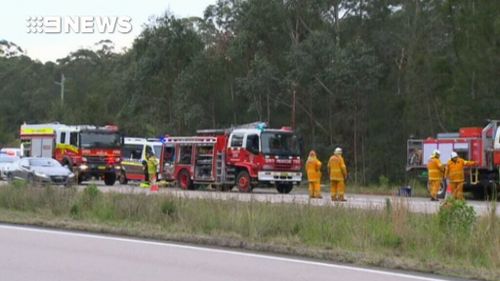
86;156;107;165
274;162;292;171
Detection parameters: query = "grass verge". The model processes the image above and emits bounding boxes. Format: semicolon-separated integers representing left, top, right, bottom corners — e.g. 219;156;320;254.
0;182;498;280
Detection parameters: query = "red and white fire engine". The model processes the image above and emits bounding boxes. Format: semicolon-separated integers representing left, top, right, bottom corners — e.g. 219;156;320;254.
407;120;500;199
20;122;123;185
158;122;302;193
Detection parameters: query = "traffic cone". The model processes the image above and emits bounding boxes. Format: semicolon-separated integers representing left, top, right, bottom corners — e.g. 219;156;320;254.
150;184;159;192
445;182;452;199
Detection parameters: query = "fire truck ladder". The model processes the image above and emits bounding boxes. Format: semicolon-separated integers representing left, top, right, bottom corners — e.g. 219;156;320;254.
215;152;235;185
216;152;225;183
469;168;479;185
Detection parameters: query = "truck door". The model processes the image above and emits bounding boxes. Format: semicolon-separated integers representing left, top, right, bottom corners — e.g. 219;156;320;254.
160;144;175;180
121;144;144;180
31;137;54;158
494;127;500;166
227;133;244;164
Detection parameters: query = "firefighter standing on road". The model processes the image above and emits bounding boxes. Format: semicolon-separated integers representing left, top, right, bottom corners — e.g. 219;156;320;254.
306;150;322;199
427;149;444;201
444;151;476;200
328;147;347;201
146;150;159;188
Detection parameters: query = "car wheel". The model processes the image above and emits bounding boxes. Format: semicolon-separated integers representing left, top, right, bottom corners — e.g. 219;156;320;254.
27;174;36;186
6;173;13;183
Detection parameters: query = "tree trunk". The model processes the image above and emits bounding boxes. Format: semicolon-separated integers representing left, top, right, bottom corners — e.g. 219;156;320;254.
334;1;340;47
291;82;297;128
231;82;236;124
353;101;358;185
267;92;271;123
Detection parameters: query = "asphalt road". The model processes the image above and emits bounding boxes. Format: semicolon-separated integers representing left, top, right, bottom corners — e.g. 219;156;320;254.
0;224;464;281
78;181;500;216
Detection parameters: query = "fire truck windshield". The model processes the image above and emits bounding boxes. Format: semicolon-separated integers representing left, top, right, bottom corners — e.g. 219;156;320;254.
261;132;300;156
80;132;121;148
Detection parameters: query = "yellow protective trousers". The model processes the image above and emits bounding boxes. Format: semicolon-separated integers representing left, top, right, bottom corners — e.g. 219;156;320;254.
450;182;465;200
429;180;441;200
330;180;345;200
149;173;157;185
308;181;321;198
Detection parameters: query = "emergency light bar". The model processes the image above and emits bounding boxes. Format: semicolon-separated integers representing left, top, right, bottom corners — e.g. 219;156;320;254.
163;137;217;144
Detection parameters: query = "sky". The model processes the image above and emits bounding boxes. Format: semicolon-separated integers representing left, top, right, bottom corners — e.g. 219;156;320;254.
0;0;217;62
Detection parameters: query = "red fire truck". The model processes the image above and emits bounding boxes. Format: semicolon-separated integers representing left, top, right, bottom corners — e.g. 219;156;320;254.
20;122;123;185
158;123;302;193
407;120;500;199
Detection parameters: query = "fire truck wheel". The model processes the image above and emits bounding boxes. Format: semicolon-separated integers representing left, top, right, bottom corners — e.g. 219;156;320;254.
437;180;446;199
236;171;252;193
178;169;194;190
104;172;116;186
276;183;293;194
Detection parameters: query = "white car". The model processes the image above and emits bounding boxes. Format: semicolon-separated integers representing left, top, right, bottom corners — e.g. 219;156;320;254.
0;155;20;180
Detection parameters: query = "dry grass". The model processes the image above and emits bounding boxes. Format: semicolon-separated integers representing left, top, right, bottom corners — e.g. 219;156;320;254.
0;182;498;281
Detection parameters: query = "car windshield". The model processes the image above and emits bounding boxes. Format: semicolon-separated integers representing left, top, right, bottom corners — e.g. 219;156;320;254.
261;132;300;156
29;158;61;167
0;157;16;163
80;131;121;148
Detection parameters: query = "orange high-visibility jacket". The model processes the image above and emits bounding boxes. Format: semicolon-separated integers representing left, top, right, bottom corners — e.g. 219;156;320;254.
328;155;347;181
306;157;322;183
445;158;475;183
427;157;444;181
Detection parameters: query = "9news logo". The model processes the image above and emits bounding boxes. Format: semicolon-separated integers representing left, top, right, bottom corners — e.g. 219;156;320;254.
26;16;133;34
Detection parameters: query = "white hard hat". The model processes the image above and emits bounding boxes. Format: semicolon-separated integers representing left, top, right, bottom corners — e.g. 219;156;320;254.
451;151;458;158
334;147;342;155
432;149;440;156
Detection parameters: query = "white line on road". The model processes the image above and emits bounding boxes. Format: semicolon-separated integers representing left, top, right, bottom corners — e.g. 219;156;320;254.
0;224;451;281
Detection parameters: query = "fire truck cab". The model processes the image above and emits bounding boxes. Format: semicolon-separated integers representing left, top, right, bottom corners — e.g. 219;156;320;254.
161;123;302;193
407;120;500;199
20;122;123;186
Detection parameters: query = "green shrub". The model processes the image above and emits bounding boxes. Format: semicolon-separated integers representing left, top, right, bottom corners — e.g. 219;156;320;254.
439;198;476;235
70;204;80;217
161;199;176;217
378;175;390;187
81;184;101;209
